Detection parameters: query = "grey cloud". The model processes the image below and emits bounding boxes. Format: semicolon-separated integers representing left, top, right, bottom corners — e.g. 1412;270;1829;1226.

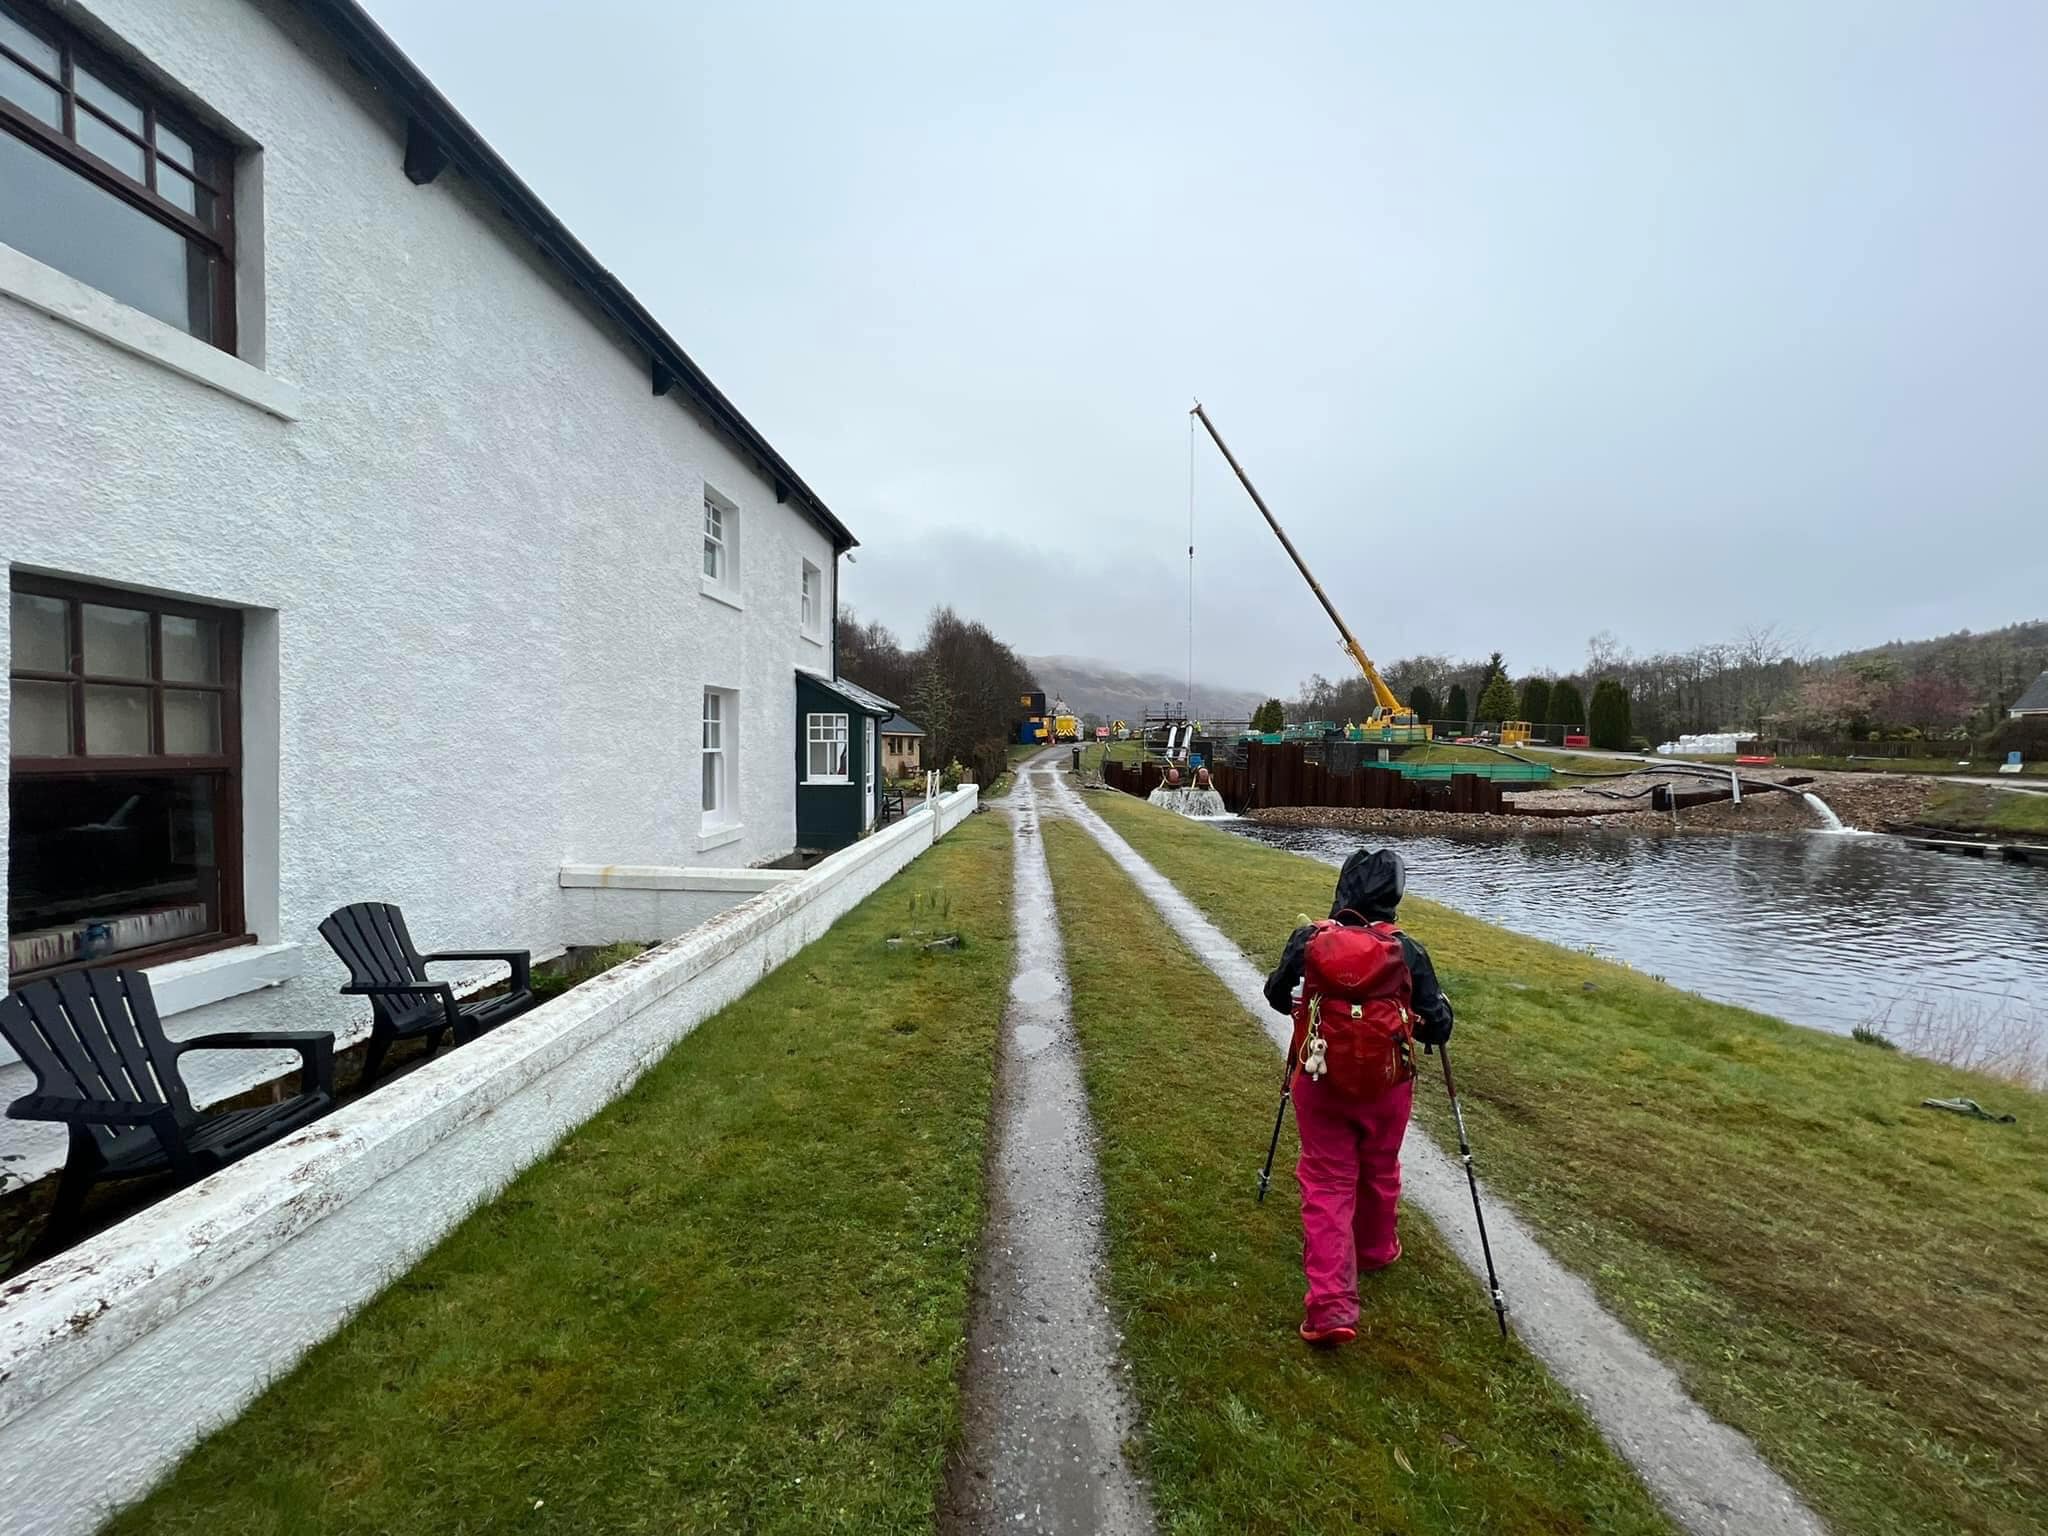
371;1;2048;681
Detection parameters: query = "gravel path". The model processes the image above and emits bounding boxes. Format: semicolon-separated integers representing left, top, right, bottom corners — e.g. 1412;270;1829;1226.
941;765;1155;1535
1047;771;1829;1536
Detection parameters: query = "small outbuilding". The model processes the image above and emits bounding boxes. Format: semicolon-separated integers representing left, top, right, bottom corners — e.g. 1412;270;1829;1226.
2009;671;2048;719
795;671;895;851
879;714;926;778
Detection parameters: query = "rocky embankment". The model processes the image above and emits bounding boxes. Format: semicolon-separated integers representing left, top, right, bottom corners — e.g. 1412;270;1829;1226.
1250;770;1945;838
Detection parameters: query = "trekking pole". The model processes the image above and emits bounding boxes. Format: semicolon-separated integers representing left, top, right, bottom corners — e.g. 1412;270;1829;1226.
1255;1052;1298;1203
1433;1042;1509;1339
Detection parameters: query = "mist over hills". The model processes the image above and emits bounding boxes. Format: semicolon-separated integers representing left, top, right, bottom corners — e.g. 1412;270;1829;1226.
1023;654;1270;724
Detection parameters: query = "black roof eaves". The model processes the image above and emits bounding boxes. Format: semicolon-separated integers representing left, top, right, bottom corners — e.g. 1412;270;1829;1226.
297;0;857;553
800;668;895;716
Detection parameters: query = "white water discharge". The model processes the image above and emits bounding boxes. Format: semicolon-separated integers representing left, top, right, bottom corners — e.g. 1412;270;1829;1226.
1800;791;1847;832
1147;786;1227;817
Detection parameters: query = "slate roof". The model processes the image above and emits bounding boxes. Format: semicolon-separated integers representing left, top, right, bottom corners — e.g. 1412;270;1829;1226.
879;714;925;736
801;670;895;716
2011;670;2048;714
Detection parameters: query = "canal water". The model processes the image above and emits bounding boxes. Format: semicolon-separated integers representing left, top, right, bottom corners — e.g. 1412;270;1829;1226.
1230;820;2048;1072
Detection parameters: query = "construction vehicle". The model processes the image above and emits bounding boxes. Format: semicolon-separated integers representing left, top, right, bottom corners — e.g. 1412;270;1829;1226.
1050;697;1083;743
1191;402;1430;745
1014;688;1055;745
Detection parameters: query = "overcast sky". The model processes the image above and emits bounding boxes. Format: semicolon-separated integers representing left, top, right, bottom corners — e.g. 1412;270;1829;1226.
367;1;2046;695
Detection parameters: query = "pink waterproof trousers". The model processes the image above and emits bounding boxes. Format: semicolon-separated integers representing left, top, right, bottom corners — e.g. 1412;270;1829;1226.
1293;1071;1413;1330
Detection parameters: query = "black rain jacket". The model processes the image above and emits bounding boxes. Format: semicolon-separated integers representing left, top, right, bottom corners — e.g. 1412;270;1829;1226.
1262;848;1453;1046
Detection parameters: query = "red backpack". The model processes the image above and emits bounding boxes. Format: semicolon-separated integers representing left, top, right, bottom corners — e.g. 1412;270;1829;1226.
1290;913;1416;1098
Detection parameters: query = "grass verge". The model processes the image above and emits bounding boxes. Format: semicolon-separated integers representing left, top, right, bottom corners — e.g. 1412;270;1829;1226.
1039;816;1673;1535
1084;788;2048;1536
106;815;1013;1536
1695;752;2048;778
1920;781;2048;836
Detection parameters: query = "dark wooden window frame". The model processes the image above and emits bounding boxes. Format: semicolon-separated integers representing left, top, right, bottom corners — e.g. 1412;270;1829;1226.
0;0;237;352
8;575;248;982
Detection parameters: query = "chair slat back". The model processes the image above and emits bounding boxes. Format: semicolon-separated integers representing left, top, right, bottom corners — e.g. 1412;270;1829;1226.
0;970;188;1155
319;902;438;1032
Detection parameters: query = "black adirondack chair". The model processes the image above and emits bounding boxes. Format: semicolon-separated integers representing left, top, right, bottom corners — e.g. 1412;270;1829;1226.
319;903;534;1085
1;968;335;1248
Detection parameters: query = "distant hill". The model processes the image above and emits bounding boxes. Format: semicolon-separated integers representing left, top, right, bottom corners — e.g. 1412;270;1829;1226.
1023;654;1271;725
1837;619;2048;693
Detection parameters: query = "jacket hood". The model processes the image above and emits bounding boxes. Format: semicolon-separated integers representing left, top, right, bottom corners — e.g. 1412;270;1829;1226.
1331;848;1406;921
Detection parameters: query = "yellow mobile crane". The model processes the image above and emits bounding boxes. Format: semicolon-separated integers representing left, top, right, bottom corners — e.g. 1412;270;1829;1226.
1191;402;1431;743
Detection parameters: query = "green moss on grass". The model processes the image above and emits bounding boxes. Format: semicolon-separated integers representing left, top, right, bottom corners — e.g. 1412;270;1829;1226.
1694;753;2048;778
1041;818;1673;1535
1921;782;2048;836
107;817;1014;1536
1087;789;2048;1536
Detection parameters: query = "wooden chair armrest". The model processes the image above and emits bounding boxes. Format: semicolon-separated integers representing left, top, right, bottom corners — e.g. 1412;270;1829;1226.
422;950;532;993
7;1094;179;1132
340;979;461;1034
176;1031;336;1098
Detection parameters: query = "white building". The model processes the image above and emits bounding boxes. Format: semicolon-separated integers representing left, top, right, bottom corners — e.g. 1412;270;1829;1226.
0;0;867;1176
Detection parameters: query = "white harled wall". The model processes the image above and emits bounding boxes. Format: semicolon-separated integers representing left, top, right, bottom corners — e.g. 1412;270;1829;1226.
0;0;838;1165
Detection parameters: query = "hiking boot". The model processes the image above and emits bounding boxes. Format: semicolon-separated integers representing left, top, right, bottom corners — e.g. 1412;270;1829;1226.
1299;1320;1357;1348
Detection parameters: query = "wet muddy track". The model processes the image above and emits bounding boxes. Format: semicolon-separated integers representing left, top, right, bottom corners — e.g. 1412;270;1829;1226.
940;763;1154;1535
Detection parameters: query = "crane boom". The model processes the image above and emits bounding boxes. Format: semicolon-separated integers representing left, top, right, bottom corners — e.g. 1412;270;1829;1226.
1190;401;1407;721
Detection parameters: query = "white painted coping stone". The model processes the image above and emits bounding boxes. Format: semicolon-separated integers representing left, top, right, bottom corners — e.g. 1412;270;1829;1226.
556;864;799;892
0;786;979;1536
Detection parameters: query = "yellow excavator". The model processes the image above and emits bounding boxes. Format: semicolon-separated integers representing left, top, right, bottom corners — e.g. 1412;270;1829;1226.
1191;402;1431;744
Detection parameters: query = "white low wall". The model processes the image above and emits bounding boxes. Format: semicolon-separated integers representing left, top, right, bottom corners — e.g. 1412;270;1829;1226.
0;786;979;1536
557;862;802;944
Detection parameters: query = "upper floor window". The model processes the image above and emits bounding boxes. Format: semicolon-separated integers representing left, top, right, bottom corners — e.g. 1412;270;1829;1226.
800;560;822;636
8;577;245;980
702;486;735;586
0;0;235;349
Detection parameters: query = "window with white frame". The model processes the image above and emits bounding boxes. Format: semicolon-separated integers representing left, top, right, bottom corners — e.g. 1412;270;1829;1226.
800;560;822;636
702;688;738;825
703;486;735;585
805;712;849;782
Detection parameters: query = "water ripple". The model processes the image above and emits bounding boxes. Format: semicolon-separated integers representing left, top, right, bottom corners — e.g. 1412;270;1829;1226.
1232;823;2048;1048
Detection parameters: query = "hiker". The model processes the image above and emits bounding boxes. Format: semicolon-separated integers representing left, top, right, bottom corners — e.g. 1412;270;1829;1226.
1263;848;1453;1346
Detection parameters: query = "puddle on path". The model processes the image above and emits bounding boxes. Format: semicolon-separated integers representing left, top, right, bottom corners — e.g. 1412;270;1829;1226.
1012;1022;1055;1056
941;766;1155;1536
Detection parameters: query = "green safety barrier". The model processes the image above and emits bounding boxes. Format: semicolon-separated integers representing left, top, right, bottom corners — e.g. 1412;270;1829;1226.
1372;762;1553;783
